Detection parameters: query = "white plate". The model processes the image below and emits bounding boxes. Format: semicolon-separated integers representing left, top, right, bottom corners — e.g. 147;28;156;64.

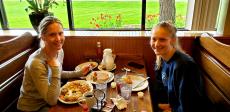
125;75;149;91
75;62;98;71
58;80;93;104
86;71;114;84
98;64;116;72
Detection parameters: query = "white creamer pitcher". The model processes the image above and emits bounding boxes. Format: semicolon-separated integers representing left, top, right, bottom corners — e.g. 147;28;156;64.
101;48;114;70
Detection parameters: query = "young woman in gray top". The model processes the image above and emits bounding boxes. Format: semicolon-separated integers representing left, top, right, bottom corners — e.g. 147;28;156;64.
17;16;90;112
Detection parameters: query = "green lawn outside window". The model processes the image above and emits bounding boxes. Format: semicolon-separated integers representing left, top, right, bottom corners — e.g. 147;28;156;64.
3;0;187;29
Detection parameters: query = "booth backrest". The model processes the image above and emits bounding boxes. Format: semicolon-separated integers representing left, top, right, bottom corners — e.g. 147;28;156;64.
194;33;230;112
0;32;37;112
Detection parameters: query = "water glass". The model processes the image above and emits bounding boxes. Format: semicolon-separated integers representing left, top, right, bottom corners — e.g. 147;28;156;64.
95;83;107;98
114;73;124;95
121;83;132;101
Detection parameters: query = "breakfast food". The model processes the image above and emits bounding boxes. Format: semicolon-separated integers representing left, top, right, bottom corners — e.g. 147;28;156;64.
75;62;98;72
92;72;98;82
91;71;109;83
59;80;93;103
121;75;133;84
86;71;114;84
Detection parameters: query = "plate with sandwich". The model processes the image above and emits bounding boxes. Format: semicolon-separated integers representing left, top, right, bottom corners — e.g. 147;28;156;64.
75;61;98;72
86;71;114;84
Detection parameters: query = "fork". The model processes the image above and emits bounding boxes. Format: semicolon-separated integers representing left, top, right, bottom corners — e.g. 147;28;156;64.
122;67;144;77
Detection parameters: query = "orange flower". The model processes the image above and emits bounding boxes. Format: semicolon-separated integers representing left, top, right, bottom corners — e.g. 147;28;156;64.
95;24;100;28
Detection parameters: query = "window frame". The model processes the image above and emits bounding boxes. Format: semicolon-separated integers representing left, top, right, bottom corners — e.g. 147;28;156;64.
1;0;217;31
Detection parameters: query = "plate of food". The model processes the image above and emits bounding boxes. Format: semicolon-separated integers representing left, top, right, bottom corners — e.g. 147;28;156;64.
58;80;93;104
122;75;148;91
86;71;114;84
98;64;116;72
75;62;98;71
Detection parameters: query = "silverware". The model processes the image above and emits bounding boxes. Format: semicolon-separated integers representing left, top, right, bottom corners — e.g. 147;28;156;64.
122;67;134;72
122;67;144;77
132;77;150;89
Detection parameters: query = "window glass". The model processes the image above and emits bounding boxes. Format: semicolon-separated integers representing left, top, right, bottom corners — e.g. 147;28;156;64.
146;0;187;29
3;0;68;29
50;2;68;28
4;0;31;28
72;0;142;29
146;0;159;29
175;0;187;28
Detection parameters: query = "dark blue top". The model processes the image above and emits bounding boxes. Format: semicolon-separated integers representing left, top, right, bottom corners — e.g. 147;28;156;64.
157;50;206;112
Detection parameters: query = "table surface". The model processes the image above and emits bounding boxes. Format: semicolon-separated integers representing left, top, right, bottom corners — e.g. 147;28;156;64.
49;55;153;112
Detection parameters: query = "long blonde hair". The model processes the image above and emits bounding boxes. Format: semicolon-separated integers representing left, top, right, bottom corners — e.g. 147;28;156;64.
152;21;184;70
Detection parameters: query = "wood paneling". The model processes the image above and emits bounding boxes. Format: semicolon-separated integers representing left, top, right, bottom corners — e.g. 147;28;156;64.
62;36;146;70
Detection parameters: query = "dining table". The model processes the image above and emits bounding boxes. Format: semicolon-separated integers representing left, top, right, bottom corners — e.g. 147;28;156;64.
49;55;154;112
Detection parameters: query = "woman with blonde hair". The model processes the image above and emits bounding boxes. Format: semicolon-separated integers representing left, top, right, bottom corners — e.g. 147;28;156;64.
150;21;207;112
17;16;90;112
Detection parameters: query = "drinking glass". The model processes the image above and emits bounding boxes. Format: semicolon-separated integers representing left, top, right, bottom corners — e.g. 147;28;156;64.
121;83;132;101
114;73;124;95
95;83;107;97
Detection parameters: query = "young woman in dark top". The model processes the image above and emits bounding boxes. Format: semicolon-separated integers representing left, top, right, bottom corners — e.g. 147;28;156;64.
150;21;207;112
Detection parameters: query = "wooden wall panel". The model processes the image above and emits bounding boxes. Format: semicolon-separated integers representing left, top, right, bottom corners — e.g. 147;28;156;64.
62;36;146;71
179;36;196;56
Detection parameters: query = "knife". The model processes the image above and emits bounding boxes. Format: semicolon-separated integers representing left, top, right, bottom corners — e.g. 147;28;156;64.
132;77;150;89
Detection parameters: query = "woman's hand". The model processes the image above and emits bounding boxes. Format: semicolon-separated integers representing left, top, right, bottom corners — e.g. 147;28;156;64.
81;64;92;75
158;103;171;112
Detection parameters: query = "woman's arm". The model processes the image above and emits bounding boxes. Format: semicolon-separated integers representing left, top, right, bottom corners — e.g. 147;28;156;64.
30;59;61;106
61;70;83;79
175;62;204;112
61;65;91;79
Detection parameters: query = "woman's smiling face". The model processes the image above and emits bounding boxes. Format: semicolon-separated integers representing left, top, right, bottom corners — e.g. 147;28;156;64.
42;22;64;51
150;27;175;57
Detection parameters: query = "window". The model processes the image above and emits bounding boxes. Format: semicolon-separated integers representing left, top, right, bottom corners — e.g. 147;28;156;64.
1;0;190;30
50;2;69;28
146;0;187;30
72;0;142;29
4;0;31;29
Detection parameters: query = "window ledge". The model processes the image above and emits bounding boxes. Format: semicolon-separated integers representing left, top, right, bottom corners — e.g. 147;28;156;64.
0;30;218;37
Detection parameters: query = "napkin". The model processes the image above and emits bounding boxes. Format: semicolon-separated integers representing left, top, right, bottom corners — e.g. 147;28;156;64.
110;95;128;110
